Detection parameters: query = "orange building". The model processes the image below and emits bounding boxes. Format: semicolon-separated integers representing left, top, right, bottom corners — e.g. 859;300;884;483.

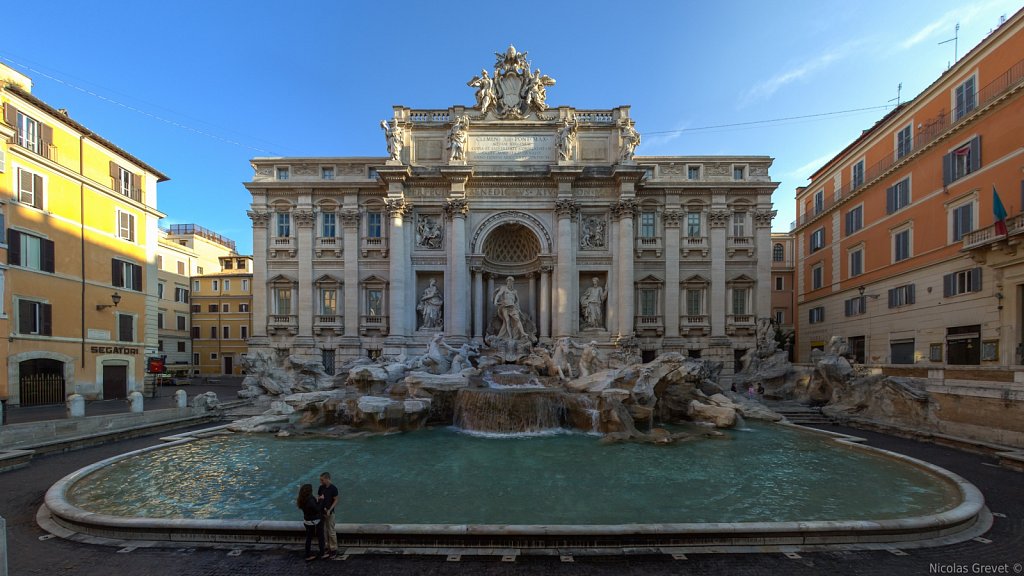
770;232;795;357
794;9;1024;370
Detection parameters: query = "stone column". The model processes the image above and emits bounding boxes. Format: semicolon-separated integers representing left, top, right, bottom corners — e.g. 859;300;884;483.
527;271;537;329
486;274;495;327
385;197;411;344
445;198;470;341
708;207;731;338
663;210;682;339
341;210;361;340
613;199;638;338
293;205;316;351
753;208;777;321
539;266;551;341
472;267;484;338
554;199;578;338
246;209;271;346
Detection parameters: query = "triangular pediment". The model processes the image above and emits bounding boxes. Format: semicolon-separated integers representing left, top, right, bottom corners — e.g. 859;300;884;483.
360;274;388;285
727;274;756;284
267;273;296;284
682;274;710;285
314;274;342;285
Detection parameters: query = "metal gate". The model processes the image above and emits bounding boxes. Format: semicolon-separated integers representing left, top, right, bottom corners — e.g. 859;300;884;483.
19;373;66;406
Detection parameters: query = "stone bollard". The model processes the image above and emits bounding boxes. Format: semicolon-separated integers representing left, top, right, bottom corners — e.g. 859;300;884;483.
67;394;85;418
128;391;144;413
175;389;187;409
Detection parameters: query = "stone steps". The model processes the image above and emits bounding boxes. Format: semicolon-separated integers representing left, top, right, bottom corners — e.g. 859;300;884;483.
769;405;834;426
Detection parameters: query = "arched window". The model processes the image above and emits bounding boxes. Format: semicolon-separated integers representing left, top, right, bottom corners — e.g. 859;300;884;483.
773;243;785;262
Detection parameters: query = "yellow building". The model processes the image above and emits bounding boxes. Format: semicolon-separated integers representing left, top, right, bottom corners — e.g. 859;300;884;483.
191;254;252;375
156;224;237;372
1;63;168;404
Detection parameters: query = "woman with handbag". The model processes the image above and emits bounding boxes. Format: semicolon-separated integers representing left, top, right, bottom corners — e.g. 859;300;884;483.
295;483;324;561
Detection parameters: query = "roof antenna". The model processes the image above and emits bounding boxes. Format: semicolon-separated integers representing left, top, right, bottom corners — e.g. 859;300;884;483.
938;22;960;69
888;83;903;107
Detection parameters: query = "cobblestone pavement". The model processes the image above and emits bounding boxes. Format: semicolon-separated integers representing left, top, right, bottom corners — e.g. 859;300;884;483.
4;378;245;425
1;423;1022;576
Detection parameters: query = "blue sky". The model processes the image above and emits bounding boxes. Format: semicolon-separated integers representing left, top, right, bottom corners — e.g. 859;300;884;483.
3;0;1021;254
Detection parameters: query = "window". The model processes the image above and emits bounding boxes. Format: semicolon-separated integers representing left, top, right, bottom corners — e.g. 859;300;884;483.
177;261;185;275
8;230;55;272
118;313;134;342
322;212;337;238
242;279;250;292
952;202;974;241
117;167;135;198
191;326;200;339
177;341;186;353
367;212;383;238
849;248;863;277
731;288;748;315
177;315;186;331
320;288;338;315
813;189;824;214
212;280;219;291
18;299;51;335
191;304;200;313
276;212;291;237
222;303;230;313
896;124;913;159
686;213;701;237
322;167;334;180
16;111;41;153
241;326;248;339
943;267;982;297
685;289;703;316
276;166;289;180
944;137;981;184
174;287;189;303
157;283;165;299
196;266;203;275
208;304;219;312
954;76;976;121
366;289;383;316
775;276;784;291
224;259;233;269
16;168;44;208
158;340;164;352
210;326;218;339
733;165;746;180
156;255;163;270
811;264;823;290
774;309;785;325
731;212;746;237
275;288;292;315
844;296;866;317
157;312;165;329
886;177;911;214
223;280;230;291
116;210;135;242
893;229;911;262
772;243;784;262
193;280;200;292
237;259;247;270
639;211;656;238
193;353;200;365
888;284;916;308
809;228;825;252
239;303;250;312
211;353;218;360
638;289;657;316
845;205;863;235
687;165;700;180
851;160;865;189
223;326;230;339
112;259;142;291
808;306;825;324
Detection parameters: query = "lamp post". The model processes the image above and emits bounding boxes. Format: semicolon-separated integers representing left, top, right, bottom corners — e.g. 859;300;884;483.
96;292;122;311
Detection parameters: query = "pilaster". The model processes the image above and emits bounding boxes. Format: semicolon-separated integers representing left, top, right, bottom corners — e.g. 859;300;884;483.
554;198;579;337
663;210;682;339
247;209;271;346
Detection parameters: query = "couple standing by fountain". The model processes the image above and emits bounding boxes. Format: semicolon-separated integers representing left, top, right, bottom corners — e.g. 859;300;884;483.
295;472;340;561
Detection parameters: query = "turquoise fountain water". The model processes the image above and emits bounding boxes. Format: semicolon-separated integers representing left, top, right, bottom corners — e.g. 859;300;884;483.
66;422;960;525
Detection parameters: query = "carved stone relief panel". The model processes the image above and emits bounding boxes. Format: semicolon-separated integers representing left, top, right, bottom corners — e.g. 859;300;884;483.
578;213;608;250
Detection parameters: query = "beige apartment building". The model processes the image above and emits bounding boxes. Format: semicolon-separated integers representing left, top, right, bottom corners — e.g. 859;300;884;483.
191;254;253;375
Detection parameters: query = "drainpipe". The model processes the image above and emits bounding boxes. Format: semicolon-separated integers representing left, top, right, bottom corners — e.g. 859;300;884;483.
79;133;85;369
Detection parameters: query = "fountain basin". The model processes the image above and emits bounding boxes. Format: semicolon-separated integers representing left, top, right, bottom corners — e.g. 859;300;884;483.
43;423;986;550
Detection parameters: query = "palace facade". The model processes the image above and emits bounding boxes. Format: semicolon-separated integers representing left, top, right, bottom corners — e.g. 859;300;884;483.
245;48;778;378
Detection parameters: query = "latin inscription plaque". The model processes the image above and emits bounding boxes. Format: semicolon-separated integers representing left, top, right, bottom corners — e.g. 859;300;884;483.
469;135;555;162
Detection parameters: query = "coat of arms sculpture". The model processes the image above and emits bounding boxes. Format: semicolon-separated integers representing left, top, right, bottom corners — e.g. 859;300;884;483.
467;45;556;119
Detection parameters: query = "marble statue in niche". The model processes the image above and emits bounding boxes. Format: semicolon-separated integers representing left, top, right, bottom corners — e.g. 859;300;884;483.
580;277;608;330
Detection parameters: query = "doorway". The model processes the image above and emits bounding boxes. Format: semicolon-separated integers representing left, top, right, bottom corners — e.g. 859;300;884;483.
102;365;128;399
848;336;865;364
19;359;66;406
223;355;233;375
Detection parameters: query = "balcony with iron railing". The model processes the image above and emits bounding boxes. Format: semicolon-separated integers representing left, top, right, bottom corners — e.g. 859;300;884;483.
962;212;1024;251
796;56;1024;230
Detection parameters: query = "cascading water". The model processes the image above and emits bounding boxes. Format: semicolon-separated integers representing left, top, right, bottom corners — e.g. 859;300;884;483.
482;366;545;389
453;388;567;434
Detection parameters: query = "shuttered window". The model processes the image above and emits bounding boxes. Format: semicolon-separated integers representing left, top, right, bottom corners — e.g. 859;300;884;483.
112;259;143;291
885;178;911;214
118;313;134;342
844;296;866;317
887;284;916;308
845;206;863;235
942;136;981;186
16;168;44;209
117;210;135;242
952;203;974;241
8;230;55;273
943;268;982;297
808;307;825;324
954;76;976;121
109;161;142;202
18;299;52;335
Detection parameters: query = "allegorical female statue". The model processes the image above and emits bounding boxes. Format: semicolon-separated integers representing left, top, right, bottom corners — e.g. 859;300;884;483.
579;277;608;329
417;279;444;330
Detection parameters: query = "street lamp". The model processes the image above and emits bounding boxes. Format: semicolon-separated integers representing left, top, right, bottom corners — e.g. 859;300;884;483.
96;292;122;311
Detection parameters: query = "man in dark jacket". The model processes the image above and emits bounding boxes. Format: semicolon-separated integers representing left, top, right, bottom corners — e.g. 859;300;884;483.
317;471;340;558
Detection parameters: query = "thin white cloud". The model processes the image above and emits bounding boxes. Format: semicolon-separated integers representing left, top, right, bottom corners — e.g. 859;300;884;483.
900;0;1003;51
783;149;843;183
740;41;864;107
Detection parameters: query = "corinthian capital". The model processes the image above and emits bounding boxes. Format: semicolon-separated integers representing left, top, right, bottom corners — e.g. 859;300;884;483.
707;209;732;228
444;198;469;219
292;209;316;227
611;199;638;220
384;198;412;218
246;210;271;227
339;210;361;227
752;209;778;227
555;198;579;218
661;209;683;227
